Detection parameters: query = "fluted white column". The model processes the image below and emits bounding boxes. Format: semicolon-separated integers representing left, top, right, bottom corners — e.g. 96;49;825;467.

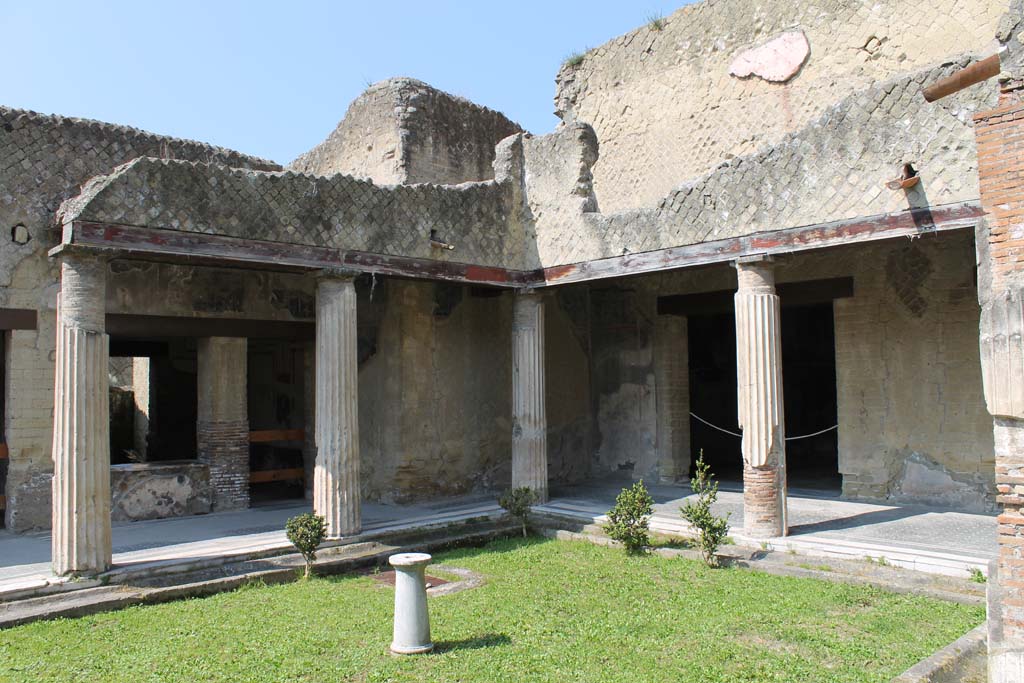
314;271;361;537
52;251;112;576
735;258;787;538
512;291;548;502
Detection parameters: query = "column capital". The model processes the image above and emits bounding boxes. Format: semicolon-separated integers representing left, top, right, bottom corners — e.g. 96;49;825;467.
514;286;549;299
735;256;777;292
48;243;112;265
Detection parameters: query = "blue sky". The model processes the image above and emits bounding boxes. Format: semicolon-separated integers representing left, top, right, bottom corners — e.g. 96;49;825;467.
6;1;689;164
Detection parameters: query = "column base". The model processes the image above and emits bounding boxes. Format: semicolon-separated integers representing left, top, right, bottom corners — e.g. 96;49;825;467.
743;462;787;538
990;649;1024;683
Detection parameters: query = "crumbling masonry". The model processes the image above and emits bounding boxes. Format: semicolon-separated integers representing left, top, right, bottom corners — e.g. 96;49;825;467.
1;0;1023;677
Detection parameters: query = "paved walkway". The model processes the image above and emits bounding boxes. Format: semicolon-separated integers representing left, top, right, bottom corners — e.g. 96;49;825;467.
541;479;998;577
0;495;500;594
0;481;997;593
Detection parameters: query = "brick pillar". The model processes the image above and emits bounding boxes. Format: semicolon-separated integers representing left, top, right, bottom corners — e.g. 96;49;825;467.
976;78;1024;682
51;251;112;576
197;337;249;511
512;291;548;502
302;341;316;501
314;271;361;538
735;257;787;538
654;314;691;484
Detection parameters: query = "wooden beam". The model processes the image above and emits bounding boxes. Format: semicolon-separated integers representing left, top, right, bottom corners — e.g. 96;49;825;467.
540;202;983;286
62;202;982;291
64;222;524;287
249;467;305;484
249;428;305;443
106;314;315;340
0;443;7;460
0;495;5;510
0;308;37;331
658;277;855;316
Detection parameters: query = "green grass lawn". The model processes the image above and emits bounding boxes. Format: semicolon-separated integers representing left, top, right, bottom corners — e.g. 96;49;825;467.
0;537;983;683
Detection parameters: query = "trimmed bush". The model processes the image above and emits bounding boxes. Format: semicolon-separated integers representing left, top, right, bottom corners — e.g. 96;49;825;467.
499;486;537;537
604;480;655;554
285;513;328;579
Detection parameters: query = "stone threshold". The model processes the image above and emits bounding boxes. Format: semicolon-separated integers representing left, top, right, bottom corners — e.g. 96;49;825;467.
0;513;517;629
535;502;992;580
0;503;505;605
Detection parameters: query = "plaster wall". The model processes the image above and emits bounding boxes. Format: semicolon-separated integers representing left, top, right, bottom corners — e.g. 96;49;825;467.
554;0;1008;213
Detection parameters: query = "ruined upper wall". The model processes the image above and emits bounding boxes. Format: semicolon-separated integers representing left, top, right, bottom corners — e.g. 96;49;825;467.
527;58;997;268
555;0;1008;212
289;78;523;185
59;158;524;270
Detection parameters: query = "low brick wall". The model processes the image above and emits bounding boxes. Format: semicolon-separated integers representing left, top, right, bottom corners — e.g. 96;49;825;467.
110;461;212;522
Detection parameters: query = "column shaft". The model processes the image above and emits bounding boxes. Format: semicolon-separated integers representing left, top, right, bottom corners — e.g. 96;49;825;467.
314;275;361;537
197;337;249;511
52;253;112;576
512;292;547;502
735;260;787;538
655;314;690;484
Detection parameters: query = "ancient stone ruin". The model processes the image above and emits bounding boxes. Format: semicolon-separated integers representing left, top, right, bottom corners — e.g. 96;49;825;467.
1;0;1024;677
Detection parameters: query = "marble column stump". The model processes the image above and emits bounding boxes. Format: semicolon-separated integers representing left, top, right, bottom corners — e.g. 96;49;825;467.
734;257;788;538
389;552;434;655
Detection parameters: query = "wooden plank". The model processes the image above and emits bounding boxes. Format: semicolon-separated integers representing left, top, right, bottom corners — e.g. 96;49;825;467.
0;308;37;331
249;467;305;484
541;202;983;286
106;314;315;340
658;277;855;316
0;443;7;460
249;428;305;443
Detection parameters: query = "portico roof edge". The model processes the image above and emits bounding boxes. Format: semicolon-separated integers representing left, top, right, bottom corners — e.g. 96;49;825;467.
56;200;983;289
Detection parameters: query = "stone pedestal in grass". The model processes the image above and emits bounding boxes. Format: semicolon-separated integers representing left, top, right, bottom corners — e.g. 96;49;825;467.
389;553;434;654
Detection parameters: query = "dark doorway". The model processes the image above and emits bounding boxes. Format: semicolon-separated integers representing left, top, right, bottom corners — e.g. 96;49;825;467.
686;303;839;490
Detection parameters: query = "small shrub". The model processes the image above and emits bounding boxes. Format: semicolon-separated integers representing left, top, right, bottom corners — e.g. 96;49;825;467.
604;480;655;554
285;513;328;579
499;486;537;537
647;12;666;31
680;453;730;567
969;567;987;584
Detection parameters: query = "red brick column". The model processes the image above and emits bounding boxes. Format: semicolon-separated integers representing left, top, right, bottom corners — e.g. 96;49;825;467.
197;337;249;511
975;77;1024;681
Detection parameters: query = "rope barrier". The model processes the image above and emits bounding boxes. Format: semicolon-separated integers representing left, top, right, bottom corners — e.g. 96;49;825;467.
688;412;838;442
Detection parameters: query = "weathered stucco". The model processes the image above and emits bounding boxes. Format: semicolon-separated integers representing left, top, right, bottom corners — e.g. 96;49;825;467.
290;77;522;185
553;0;1008;212
110;461;211;522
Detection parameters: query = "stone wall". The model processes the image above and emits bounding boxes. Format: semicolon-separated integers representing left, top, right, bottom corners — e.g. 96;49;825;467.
357;278;514;502
525;58;996;268
0;107;278;531
110;461;211;522
577;231;993;510
553;0;1008;213
60;157;525;270
290;78;522;185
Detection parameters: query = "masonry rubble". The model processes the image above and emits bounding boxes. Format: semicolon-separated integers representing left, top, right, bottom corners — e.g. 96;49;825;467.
0;0;1022;674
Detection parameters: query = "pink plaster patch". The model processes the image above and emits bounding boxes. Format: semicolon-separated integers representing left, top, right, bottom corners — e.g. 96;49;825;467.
729;31;810;83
